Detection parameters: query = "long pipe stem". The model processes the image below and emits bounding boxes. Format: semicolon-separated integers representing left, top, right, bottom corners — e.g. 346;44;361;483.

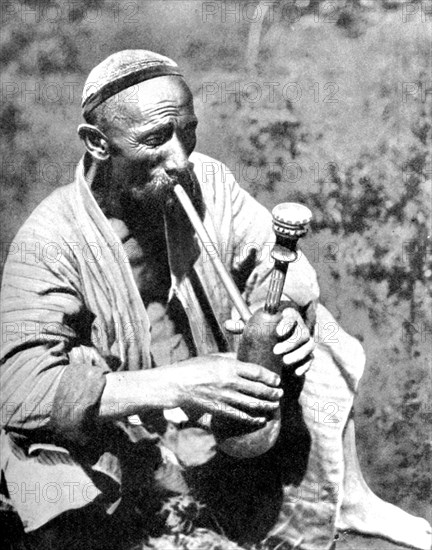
173;184;252;324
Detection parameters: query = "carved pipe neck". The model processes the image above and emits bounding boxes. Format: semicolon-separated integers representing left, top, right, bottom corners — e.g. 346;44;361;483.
264;242;299;314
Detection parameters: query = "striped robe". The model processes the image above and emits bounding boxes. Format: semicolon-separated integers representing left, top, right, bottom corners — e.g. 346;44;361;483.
0;152;364;549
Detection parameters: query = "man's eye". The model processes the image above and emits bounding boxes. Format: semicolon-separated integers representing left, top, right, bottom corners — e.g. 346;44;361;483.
142;125;173;147
144;134;167;147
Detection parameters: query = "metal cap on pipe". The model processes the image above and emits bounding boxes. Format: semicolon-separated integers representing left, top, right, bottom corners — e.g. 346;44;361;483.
272;202;312;239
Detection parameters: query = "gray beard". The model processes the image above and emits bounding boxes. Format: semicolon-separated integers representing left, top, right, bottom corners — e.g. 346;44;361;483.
127;171;179;215
92;162;203;229
124;168;203;229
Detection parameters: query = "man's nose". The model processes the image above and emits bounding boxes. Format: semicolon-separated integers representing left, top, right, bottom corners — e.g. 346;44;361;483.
164;132;190;174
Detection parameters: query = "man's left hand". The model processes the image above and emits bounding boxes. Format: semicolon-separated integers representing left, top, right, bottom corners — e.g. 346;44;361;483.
224;303;315;377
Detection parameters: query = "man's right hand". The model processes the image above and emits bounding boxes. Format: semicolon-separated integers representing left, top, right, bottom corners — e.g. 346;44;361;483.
101;355;282;424
166;355;283;425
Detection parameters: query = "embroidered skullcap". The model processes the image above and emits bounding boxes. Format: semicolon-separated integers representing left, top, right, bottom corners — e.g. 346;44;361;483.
81;50;182;119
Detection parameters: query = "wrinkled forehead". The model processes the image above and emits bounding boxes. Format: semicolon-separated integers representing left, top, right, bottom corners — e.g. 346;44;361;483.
125;76;193;115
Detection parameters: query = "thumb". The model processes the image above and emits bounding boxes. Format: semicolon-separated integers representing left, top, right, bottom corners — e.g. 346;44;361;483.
224;318;245;334
224;306;244;334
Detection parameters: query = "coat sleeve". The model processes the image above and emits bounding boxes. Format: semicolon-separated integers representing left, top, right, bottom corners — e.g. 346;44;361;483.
1;216;110;444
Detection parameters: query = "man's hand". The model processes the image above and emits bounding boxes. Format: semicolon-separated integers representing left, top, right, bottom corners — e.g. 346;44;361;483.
101;354;281;424
163;355;283;426
225;303;315;377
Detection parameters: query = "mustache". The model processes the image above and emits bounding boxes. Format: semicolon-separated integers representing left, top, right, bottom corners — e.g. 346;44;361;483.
122;166;205;224
128;168;194;204
90;157;205;228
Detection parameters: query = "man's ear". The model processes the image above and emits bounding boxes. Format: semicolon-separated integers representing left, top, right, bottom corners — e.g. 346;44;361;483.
77;124;110;161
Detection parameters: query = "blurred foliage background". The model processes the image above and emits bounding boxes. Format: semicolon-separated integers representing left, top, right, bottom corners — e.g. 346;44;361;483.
1;0;431;523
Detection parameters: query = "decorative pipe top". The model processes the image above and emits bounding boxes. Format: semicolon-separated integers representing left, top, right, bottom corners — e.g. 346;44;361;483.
272;202;312;240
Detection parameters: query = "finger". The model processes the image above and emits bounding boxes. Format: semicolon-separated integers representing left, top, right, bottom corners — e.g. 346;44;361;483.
210;403;267;426
237;379;284;401
295;358;313;377
276;309;301;337
224;319;245;334
222;390;280;414
237;362;281;387
282;339;315;366
273;326;310;355
276;319;298;340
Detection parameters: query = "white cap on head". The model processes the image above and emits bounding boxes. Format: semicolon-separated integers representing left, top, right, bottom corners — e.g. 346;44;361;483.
81;50;182;119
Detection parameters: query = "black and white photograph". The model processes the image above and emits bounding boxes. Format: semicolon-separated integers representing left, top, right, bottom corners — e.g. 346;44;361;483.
1;1;431;549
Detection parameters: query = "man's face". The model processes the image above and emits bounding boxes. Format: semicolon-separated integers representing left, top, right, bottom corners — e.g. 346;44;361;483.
103;75;199;216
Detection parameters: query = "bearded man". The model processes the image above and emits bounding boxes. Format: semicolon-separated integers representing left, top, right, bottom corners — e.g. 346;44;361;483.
1;50;430;550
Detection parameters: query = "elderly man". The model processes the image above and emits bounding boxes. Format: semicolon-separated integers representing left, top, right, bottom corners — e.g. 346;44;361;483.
1;51;430;550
